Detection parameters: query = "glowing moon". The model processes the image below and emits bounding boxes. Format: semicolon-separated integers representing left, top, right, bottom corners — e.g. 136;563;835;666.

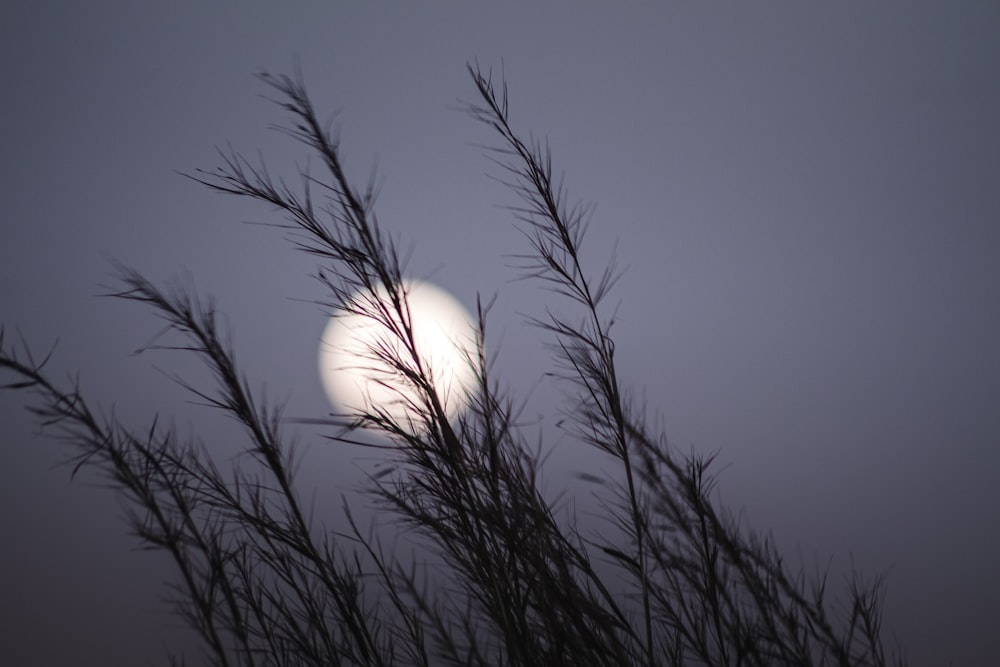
318;281;478;424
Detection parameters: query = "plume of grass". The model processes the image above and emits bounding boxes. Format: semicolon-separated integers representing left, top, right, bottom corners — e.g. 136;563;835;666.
0;65;904;666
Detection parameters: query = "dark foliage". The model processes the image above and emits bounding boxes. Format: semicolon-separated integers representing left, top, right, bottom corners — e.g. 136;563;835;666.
1;65;904;666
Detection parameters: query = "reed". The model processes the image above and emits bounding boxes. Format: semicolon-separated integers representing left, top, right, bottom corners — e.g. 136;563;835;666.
0;64;903;667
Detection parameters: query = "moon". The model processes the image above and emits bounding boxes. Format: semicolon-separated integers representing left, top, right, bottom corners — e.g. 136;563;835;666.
318;280;478;425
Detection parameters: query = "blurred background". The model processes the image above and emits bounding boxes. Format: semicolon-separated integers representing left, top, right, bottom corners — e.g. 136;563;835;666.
1;3;998;664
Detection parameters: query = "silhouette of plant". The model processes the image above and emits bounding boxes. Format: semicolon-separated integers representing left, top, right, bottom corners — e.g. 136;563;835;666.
0;65;904;666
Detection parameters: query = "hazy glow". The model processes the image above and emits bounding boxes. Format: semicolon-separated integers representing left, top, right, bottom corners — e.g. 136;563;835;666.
318;281;477;424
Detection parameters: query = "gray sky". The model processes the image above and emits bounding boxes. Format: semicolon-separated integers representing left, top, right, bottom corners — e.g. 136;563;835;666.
2;3;998;665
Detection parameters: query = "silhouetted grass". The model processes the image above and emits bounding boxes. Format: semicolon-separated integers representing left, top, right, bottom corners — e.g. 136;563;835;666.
0;65;904;666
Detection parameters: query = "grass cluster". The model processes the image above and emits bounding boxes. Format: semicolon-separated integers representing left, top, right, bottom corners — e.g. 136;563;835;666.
0;65;903;666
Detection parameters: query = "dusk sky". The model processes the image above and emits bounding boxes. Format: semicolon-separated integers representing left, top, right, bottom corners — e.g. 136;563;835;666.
2;3;999;665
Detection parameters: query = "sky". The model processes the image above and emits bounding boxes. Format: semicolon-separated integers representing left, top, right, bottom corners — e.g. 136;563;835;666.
1;2;998;665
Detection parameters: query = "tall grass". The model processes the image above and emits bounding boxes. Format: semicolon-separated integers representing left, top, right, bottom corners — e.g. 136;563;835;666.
0;65;904;666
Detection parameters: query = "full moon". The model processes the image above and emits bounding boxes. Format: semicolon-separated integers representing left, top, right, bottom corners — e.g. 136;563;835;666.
318;280;478;425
